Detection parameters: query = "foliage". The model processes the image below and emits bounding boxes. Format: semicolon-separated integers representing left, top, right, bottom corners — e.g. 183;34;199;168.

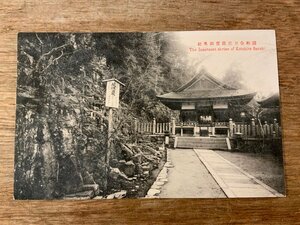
15;32;188;199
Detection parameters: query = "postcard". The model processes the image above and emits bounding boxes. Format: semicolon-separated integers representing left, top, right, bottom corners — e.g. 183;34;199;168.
14;30;285;199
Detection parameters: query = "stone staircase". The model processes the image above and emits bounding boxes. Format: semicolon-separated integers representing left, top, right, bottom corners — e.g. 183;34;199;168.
175;137;229;150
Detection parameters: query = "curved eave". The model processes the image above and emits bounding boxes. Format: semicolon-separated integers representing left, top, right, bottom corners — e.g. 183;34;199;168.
157;92;256;110
257;94;280;108
157;92;256;102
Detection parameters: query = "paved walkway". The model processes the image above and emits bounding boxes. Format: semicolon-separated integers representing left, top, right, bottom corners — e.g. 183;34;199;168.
158;149;226;198
194;149;283;198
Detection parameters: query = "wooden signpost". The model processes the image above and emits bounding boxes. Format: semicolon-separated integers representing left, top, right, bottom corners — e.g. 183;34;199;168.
104;78;123;108
103;78;125;188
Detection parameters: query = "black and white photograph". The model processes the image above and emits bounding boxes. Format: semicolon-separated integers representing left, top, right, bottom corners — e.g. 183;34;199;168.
14;30;285;199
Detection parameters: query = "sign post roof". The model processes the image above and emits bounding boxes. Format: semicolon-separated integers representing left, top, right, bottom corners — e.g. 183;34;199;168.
103;78;125;86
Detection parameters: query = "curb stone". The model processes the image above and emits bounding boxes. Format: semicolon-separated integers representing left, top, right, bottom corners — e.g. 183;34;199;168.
145;149;173;198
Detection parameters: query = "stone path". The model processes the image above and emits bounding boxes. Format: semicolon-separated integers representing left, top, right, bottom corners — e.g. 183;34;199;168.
194;149;284;198
148;149;226;198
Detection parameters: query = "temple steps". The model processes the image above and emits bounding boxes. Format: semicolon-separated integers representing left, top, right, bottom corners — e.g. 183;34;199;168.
175;137;229;150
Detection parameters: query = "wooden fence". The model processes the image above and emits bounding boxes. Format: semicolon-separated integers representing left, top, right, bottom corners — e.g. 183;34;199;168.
229;118;281;138
134;118;173;134
134;118;282;138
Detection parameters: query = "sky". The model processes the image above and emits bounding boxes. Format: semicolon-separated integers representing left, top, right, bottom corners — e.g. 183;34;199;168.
169;30;280;98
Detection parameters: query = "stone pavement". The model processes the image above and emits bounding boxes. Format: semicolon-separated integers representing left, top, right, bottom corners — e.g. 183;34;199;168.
194;149;284;198
147;149;226;198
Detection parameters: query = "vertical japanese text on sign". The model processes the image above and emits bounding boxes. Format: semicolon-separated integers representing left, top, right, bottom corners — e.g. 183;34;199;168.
105;80;120;108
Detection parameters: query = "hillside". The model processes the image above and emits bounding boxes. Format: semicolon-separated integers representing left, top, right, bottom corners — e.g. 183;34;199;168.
14;32;191;199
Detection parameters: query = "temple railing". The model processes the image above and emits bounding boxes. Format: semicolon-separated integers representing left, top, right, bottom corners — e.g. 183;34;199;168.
134;118;282;138
229;118;282;138
134;118;172;134
214;122;229;127
175;122;197;127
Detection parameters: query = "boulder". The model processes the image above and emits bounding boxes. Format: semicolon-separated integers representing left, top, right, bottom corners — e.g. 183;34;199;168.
106;190;127;199
123;161;136;177
131;145;141;154
147;188;160;197
118;160;126;165
82;184;101;196
114;190;127;199
136;164;144;174
143;171;149;177
106;193;115;199
119;160;135;177
110;159;119;167
121;144;134;158
109;167;131;181
93;196;103;200
64;190;95;200
141;162;153;171
132;153;142;164
142;165;151;171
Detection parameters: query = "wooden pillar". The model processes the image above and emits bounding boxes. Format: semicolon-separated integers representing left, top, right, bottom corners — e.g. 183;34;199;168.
274;118;279;137
229;118;233;137
256;124;260;137
193;123;196;136
271;124;275;138
171;117;176;135
264;121;268;137
247;125;251;137
180;122;183;137
152;118;156;134
106;108;113;166
273;118;277;137
251;118;256;137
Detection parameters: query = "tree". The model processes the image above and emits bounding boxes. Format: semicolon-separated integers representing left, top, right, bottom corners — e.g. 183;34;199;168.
15;32;191;199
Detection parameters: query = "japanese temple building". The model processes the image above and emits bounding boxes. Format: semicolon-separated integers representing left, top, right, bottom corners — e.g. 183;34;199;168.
157;69;256;137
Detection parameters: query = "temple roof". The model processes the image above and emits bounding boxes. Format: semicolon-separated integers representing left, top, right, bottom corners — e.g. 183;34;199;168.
257;93;280;108
157;69;256;109
158;89;255;100
174;69;235;92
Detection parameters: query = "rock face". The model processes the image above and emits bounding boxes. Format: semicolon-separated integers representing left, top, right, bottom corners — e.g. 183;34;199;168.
57;154;84;194
82;184;100;195
14;112;167;199
15;32;187;200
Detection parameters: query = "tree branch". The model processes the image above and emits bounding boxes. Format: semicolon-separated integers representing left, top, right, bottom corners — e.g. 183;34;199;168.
41;50;65;73
35;33;43;45
35;43;69;71
21;51;34;65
